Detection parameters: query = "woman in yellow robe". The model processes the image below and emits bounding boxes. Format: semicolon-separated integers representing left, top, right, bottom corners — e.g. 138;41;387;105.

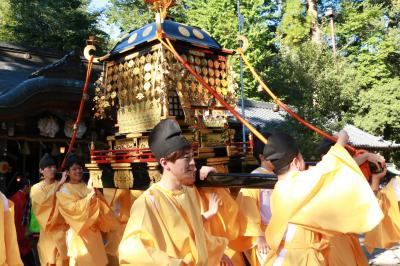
0;191;23;266
56;154;119;266
263;131;383;265
30;153;69;266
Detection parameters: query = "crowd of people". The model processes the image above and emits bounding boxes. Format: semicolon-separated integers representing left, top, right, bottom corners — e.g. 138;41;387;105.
1;118;400;266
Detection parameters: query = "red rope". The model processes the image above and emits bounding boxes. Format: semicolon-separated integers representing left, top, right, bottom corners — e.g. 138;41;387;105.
236;48;356;153
59;55;95;170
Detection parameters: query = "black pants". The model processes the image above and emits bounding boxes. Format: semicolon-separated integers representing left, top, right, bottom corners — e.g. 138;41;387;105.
28;234;40;266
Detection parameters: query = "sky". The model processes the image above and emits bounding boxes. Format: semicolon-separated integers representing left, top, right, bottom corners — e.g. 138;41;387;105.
89;0;109;10
89;0;121;40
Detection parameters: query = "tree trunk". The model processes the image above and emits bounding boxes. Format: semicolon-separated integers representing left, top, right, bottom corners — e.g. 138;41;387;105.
306;0;320;43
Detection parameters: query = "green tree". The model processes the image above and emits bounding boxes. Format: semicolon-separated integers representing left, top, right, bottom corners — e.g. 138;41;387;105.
264;42;360;158
106;0;188;33
0;0;107;52
183;0;279;98
352;79;400;139
277;0;310;46
334;0;400;147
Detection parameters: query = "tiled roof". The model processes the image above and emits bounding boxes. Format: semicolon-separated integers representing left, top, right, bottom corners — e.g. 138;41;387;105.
344;124;400;150
231;99;285;127
230;99;399;150
0;42;61;94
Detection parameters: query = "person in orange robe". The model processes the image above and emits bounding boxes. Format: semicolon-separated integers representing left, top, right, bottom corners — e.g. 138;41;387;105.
364;165;400;253
263;130;383;265
119;119;230;265
235;131;273;266
317;139;389;266
1;190;23;266
326;169;387;266
56;154;119;266
102;188;142;265
30;153;69;266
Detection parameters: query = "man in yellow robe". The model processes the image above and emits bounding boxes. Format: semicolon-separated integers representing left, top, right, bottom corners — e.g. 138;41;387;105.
102;188;142;265
326;168;388;266
316;139;388;265
263;130;383;265
364;166;400;252
30;153;69;266
56;154;119;266
0;191;23;266
119;119;230;265
236;131;274;266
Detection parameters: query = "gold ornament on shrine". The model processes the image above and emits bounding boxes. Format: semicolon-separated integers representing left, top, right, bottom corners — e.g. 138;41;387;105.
145;0;176;19
84;3;242;189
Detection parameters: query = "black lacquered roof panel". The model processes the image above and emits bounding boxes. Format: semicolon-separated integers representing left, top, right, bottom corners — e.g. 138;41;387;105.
110;20;222;55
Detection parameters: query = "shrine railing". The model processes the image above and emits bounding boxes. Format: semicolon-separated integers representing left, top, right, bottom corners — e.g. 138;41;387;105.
90;142;200;164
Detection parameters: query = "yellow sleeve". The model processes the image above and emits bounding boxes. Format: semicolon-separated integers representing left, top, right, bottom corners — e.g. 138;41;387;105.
236;188;263;236
197;187;252;253
267;144;383;252
56;189;100;234
291;144;383;232
30;183;54;206
120;189;136;222
30;183;55;229
365;176;400;252
4;200;23;266
96;194;121;232
118;195;185;266
198;187;241;239
103;188;135;223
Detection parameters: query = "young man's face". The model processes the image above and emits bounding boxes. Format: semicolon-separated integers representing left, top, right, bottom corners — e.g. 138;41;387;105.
166;150;197;186
68;163;83;183
40;165;56;180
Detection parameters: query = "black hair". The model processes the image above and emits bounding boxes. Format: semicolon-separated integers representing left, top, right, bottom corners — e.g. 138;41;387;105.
253;131;271;164
273;163;291;175
64;153;84;171
156;147;192;174
316;138;335;158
